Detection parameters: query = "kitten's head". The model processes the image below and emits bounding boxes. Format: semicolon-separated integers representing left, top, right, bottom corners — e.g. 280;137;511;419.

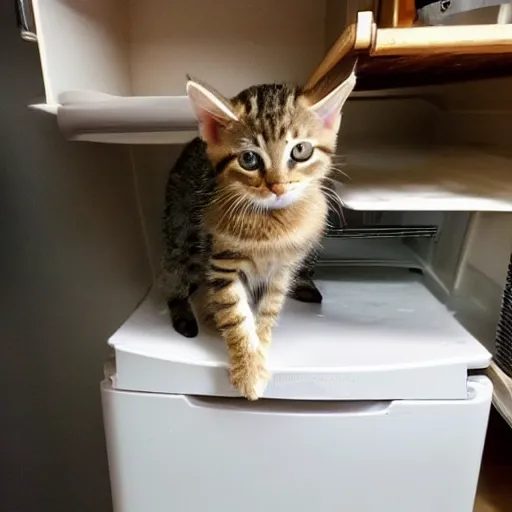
187;73;356;210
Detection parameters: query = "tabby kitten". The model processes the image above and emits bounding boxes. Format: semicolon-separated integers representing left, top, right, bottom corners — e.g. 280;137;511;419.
161;73;356;400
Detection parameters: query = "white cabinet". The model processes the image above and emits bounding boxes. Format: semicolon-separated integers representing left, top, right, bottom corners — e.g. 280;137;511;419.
102;377;491;512
102;269;492;511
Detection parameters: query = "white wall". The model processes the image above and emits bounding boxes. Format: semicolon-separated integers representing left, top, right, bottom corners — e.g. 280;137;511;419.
129;144;184;276
0;4;151;512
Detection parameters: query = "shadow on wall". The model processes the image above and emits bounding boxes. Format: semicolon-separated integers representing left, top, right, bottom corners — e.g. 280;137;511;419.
131;144;185;274
0;4;151;512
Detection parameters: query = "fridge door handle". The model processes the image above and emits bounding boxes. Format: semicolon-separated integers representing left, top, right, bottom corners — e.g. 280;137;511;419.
185;395;392;416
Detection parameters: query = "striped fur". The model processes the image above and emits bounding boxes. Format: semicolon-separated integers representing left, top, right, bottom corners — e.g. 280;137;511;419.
161;76;354;399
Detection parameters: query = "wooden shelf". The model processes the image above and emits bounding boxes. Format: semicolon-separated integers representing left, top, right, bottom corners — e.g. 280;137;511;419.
306;11;512;93
333;144;512;212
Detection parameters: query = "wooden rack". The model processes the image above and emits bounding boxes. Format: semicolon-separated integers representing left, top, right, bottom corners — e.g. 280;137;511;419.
307;11;512;92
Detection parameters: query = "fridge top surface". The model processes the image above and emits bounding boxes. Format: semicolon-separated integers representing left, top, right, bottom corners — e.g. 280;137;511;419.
108;269;491;400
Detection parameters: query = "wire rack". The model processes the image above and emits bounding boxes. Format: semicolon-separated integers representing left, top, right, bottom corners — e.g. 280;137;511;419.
495;253;512;379
325;208;438;240
327;226;438;239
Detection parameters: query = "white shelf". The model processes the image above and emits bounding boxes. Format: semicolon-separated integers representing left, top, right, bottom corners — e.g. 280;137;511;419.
31;0;326;143
335;144;512;212
35;91;437;145
51;91;197;144
108;269;490;401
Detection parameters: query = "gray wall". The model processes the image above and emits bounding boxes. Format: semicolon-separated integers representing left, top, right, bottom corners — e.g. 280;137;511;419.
0;4;152;512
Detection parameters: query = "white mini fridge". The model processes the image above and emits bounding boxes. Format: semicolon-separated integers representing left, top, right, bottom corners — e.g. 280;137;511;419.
101;268;492;512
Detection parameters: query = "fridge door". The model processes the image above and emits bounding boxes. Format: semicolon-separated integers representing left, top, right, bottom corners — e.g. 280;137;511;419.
101;376;492;512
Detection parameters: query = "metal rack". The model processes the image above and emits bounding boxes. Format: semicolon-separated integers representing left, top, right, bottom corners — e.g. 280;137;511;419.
327;225;438;239
325;206;438;240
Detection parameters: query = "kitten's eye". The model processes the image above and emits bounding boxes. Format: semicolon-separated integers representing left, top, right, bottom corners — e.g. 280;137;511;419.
291;142;314;162
238;151;261;171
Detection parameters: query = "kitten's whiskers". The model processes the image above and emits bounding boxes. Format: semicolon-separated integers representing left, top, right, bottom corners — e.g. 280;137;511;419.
318;184;346;227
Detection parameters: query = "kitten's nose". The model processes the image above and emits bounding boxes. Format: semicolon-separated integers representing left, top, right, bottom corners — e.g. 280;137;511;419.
270;183;286;196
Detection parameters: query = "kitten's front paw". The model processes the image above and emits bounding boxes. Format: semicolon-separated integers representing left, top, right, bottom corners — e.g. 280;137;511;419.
230;351;270;401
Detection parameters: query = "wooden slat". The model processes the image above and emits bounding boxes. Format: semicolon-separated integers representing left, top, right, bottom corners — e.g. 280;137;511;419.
305;12;376;91
305;24;357;91
374;23;512;56
356;53;512;90
306;11;512;92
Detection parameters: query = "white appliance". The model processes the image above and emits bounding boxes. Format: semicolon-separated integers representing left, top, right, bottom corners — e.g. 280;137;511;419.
102;269;492;512
25;1;512;511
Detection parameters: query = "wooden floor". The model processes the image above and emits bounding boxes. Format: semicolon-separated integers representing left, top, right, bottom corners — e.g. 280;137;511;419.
474;408;512;512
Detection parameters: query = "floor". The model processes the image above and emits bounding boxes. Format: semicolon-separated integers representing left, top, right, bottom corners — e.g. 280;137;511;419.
474;407;512;511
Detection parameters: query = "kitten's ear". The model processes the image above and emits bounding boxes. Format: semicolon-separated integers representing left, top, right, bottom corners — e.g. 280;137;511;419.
307;71;356;132
186;76;238;144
